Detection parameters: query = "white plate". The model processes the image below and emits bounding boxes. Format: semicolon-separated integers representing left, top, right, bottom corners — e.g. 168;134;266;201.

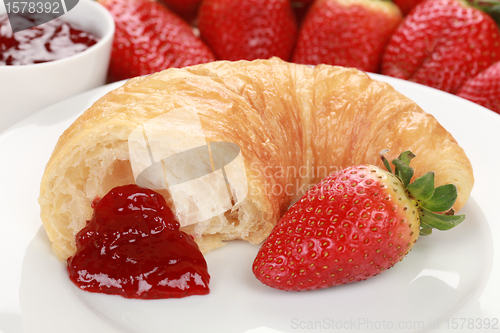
1;74;499;333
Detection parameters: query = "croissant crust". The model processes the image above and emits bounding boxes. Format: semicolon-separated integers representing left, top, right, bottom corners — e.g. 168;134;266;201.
38;58;474;261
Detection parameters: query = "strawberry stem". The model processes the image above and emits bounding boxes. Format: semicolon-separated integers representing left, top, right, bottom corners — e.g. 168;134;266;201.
421;184;458;212
379;150;465;235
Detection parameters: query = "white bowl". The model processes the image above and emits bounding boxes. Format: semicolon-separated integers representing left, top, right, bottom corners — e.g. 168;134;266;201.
0;0;115;132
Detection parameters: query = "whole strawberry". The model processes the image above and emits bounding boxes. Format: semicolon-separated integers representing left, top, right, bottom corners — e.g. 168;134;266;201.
252;151;464;291
291;0;403;73
381;0;500;94
197;0;298;61
456;61;500;114
100;0;215;82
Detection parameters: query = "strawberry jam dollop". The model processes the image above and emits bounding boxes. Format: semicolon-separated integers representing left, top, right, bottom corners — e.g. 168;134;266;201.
67;184;210;299
0;15;99;65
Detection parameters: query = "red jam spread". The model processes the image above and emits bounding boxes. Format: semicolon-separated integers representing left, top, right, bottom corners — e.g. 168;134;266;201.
0;15;99;65
67;184;210;299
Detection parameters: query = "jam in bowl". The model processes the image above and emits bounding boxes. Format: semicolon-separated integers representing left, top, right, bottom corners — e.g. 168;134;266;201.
1;14;100;66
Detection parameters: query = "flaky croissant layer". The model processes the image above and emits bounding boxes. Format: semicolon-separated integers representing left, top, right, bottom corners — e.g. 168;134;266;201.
38;58;474;261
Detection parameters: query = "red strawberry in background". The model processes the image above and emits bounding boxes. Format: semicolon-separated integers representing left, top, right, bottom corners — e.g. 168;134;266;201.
392;0;424;15
253;151;464;291
100;0;215;82
197;0;298;61
456;61;500;114
158;0;202;23
292;0;403;73
381;0;500;94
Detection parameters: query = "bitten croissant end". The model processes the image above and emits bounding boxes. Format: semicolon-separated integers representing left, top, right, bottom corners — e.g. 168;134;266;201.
38;58;474;261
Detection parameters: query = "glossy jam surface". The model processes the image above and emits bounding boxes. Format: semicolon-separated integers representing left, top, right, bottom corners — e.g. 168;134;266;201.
0;15;99;65
67;184;210;299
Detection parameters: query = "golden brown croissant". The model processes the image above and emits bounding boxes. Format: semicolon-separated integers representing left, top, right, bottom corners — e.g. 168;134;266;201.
38;58;474;261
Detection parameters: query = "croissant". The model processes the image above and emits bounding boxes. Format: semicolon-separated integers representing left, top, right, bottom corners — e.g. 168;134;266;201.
39;58;474;261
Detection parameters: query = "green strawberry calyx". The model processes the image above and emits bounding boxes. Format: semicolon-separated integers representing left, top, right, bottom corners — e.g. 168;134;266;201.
469;0;500;26
379;149;465;236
